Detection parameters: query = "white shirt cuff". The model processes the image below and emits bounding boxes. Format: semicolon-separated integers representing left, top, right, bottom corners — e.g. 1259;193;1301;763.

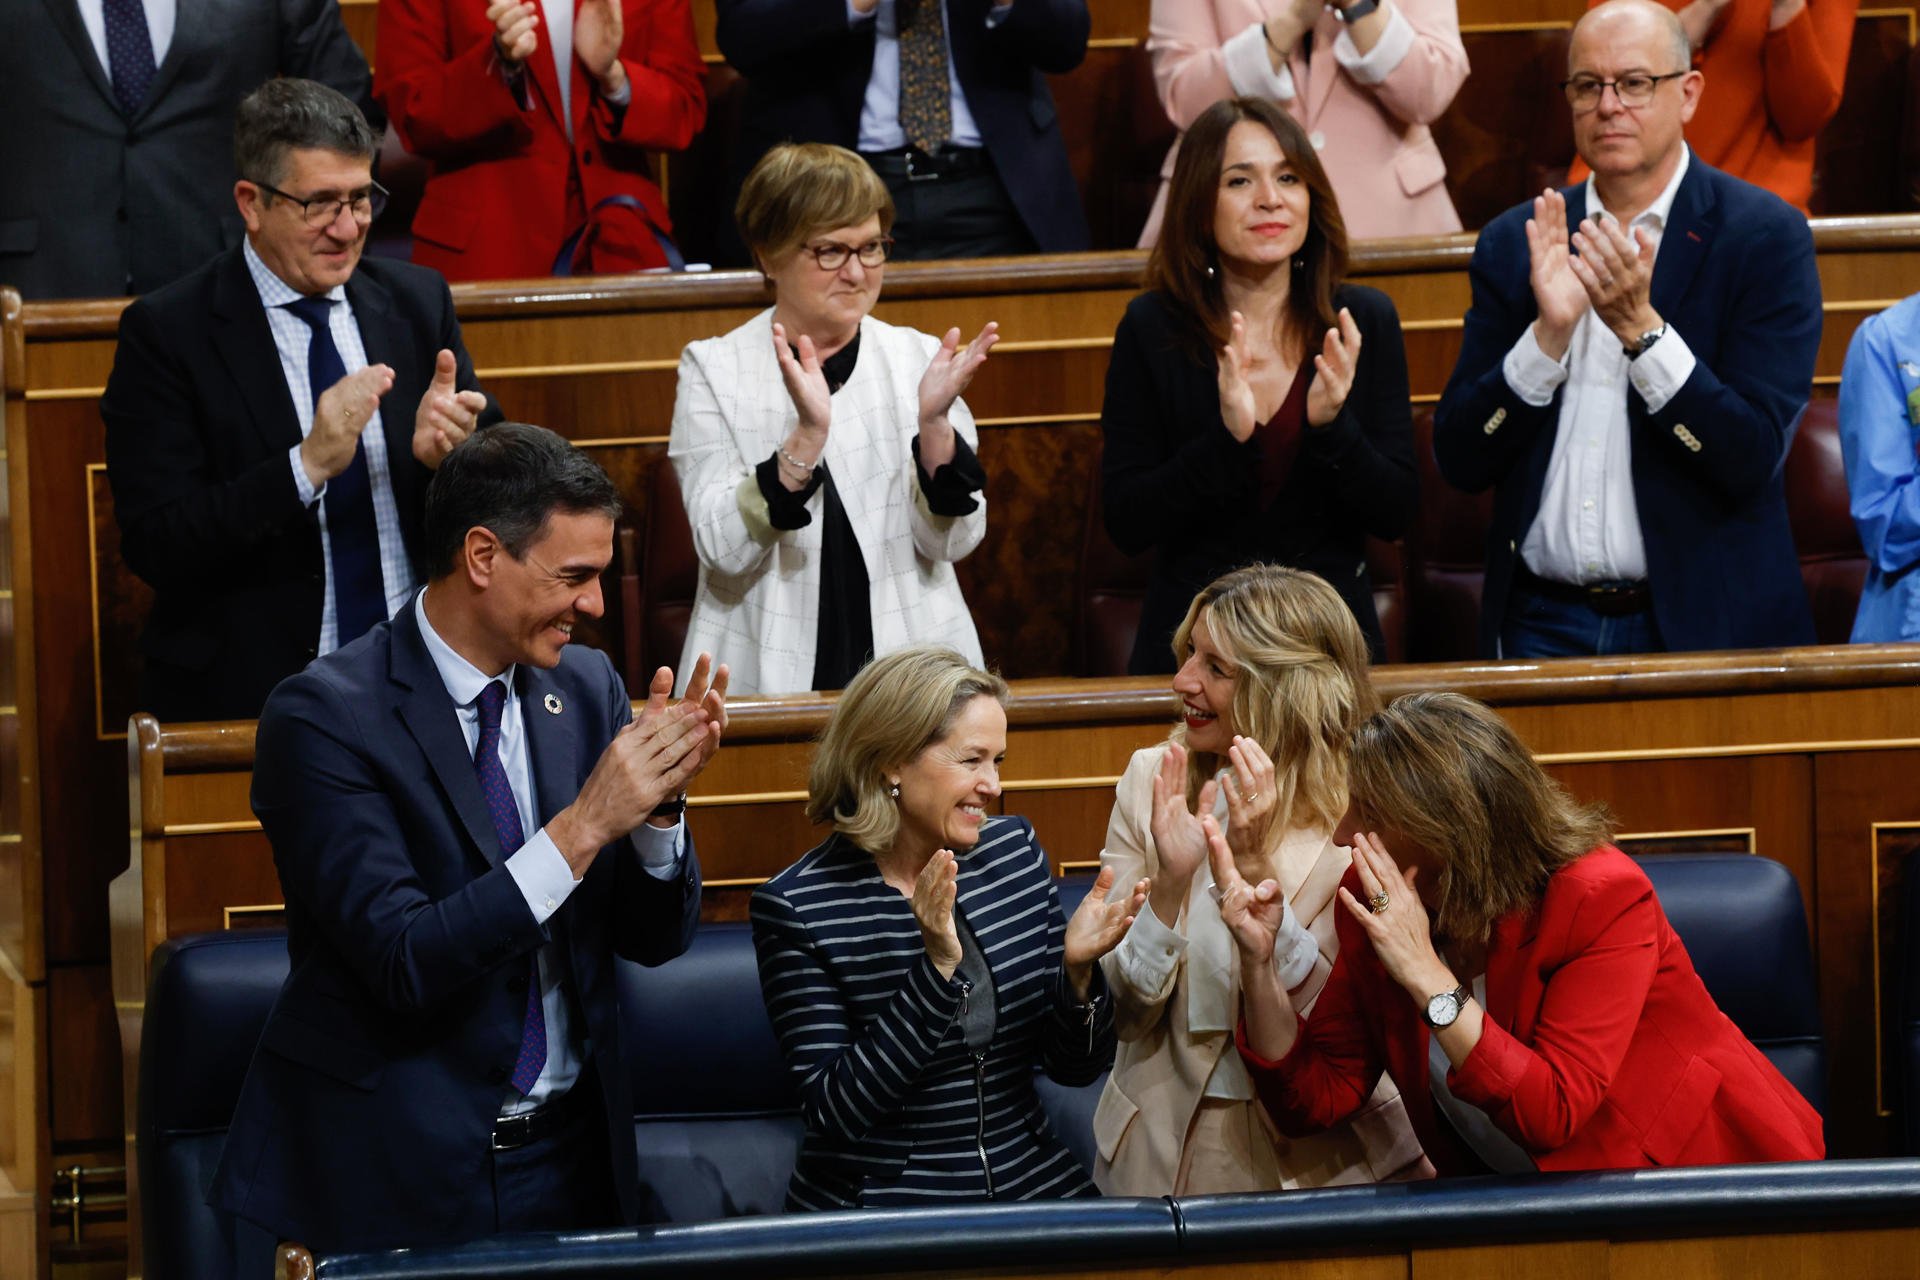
1270;891;1319;990
602;73;632;107
631;816;686;880
290;444;322;505
986;1;1012;26
508;828;582;926
1503;325;1571;407
1113;894;1187;994
1222;21;1297;101
1627;326;1696;414
1333;4;1415;84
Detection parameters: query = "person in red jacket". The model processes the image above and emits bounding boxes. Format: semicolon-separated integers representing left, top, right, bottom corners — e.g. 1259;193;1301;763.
377;0;706;280
1218;691;1824;1174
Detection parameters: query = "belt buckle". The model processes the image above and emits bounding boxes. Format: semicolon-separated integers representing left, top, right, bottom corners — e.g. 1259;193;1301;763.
903;149;940;183
491;1110;533;1152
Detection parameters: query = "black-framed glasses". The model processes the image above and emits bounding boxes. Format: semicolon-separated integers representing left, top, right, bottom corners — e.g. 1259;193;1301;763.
1560;71;1688;111
803;237;894;270
253;179;390;228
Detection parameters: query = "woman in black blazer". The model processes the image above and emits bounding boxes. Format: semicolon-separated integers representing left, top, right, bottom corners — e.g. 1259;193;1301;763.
750;647;1146;1209
1102;96;1417;672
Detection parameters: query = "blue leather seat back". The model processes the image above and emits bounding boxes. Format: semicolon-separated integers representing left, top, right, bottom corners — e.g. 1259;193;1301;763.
1635;854;1827;1115
140;930;291;1280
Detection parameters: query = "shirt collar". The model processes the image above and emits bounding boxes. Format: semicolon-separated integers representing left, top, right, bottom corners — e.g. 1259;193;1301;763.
243;236;350;310
414;589;515;709
1584;142;1690;233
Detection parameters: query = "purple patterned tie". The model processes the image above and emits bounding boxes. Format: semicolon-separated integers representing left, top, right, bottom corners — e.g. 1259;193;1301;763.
103;0;158;118
474;681;546;1094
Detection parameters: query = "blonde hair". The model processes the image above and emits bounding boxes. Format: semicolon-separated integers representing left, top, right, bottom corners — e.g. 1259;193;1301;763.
1348;692;1615;944
1170;565;1377;850
735;142;896;269
806;647;1010;854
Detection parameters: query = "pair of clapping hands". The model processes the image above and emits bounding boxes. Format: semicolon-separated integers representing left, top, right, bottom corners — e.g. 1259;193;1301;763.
300;351;487;491
1525;186;1663;359
1217;309;1365;444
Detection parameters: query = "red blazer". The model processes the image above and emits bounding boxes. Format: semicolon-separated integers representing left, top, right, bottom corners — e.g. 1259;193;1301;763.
1240;847;1824;1173
376;0;706;281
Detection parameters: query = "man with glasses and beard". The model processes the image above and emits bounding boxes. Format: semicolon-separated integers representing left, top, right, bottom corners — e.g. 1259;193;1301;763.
1433;0;1819;659
103;78;502;722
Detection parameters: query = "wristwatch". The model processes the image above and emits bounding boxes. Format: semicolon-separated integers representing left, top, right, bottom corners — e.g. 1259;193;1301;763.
1422;982;1472;1029
1624;323;1668;360
649;791;688;821
1335;0;1382;20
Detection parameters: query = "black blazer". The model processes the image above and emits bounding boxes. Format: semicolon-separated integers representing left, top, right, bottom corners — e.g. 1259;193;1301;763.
714;0;1091;260
751;817;1114;1209
1432;159;1819;655
101;247;500;723
1100;285;1417;671
212;602;701;1253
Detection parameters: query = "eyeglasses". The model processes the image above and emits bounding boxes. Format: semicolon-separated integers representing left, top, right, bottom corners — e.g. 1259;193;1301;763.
253;179;390;228
1560;71;1688;111
802;237;894;270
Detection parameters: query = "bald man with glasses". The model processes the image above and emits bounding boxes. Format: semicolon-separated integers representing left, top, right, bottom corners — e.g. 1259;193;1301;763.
1433;0;1819;659
102;78;503;723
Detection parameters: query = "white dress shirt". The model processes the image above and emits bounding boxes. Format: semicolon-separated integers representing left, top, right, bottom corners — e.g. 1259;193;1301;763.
244;239;414;656
414;591;684;1115
1219;5;1419;106
76;0;176;71
1504;146;1698;585
849;0;1014;151
545;0;576;136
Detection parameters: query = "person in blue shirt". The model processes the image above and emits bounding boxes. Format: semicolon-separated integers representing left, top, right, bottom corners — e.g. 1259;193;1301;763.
1838;294;1920;642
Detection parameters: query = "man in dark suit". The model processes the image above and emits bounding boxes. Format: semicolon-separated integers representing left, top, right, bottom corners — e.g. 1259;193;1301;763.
715;0;1090;262
1433;0;1819;658
212;422;729;1255
103;79;499;723
0;0;378;300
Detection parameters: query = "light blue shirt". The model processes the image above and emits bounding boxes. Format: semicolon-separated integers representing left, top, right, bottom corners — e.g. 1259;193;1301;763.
1839;293;1920;641
849;0;1014;152
413;590;683;1113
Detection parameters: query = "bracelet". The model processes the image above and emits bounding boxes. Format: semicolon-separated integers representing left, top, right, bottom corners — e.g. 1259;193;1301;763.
778;445;820;476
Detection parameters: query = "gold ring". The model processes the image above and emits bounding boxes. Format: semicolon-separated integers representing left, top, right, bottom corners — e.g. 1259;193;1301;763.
1368;892;1390;914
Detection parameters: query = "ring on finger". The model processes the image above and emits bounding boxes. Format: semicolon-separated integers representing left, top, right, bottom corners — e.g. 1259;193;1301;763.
1367;891;1390;914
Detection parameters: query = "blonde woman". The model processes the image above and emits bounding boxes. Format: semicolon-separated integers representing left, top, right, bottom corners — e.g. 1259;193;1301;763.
1093;565;1429;1194
751;647;1147;1209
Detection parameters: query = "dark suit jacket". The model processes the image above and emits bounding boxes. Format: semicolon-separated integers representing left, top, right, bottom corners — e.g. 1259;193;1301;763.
1243;848;1825;1172
714;0;1091;261
1432;159;1820;656
101;247;501;723
211;602;702;1253
1100;285;1418;671
0;0;377;300
750;817;1113;1209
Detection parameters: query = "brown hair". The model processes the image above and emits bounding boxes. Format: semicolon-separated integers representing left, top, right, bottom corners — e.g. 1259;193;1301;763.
1170;566;1377;849
735;142;896;270
1145;97;1349;361
806;647;1010;854
1348;692;1615;944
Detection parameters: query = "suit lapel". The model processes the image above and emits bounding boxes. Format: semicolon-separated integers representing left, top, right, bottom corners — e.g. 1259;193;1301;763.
390;604;507;867
1648;161;1717;323
134;0;205;122
39;0;118;114
517;664;580;827
210;248;306;456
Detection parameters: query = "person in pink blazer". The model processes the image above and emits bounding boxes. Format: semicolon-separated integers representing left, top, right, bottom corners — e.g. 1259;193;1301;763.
1140;0;1468;244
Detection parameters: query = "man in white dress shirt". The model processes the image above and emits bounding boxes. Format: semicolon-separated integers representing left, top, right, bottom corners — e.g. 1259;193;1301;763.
1432;0;1820;658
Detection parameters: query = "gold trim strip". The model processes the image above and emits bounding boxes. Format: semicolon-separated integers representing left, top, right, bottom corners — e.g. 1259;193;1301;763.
87;461;110;737
24;386;106;402
1003;775;1121;792
1614;826;1757;852
705;876;771;889
1458;20;1574;33
0;706;15;716
1535;736;1920;764
0;835;20;845
1056;860;1104;874
162;820;262;836
1087;37;1140;50
222;904;285;928
1857;7;1919;43
975;413;1101;427
573;436;667;448
688;789;808;808
0;590;10;600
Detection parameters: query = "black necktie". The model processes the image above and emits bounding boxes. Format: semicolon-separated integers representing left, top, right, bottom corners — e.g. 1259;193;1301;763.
282;296;386;647
474;681;547;1094
103;0;157;117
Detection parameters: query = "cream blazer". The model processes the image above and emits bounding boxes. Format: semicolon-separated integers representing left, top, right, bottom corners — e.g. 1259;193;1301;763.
1093;742;1428;1194
668;310;986;694
1139;0;1467;243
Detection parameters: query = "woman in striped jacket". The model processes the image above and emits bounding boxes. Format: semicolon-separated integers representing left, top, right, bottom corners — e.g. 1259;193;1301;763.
751;647;1147;1209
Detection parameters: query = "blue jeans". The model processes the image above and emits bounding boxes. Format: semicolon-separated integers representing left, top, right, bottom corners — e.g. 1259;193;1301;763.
1500;579;1663;658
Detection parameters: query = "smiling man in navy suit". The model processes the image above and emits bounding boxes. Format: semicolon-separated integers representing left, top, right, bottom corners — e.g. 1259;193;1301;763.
1433;0;1820;658
212;423;728;1255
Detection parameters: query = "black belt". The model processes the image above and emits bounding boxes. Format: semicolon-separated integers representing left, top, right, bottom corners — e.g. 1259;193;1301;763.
491;1084;583;1152
861;146;990;181
1512;565;1652;618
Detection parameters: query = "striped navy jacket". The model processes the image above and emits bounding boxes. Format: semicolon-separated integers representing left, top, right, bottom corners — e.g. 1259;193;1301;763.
750;815;1115;1209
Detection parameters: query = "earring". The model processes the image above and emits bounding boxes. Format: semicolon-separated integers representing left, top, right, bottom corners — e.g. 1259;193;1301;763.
888;779;901;799
1204;263;1217;279
1293;255;1306;272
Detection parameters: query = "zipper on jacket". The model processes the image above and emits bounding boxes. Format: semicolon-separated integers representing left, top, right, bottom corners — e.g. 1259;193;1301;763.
953;975;995;1199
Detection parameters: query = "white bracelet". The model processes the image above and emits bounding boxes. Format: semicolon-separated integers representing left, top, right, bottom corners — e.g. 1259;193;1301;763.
778;445;819;476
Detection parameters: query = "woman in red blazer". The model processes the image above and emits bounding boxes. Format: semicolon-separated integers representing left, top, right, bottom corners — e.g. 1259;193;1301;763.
377;0;706;280
1217;691;1823;1174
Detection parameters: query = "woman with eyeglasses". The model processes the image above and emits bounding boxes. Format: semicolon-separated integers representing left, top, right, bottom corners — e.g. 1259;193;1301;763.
669;143;998;694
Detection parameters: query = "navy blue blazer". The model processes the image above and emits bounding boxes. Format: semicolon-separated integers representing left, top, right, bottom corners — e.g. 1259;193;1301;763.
751;816;1113;1209
211;602;700;1254
1432;158;1819;656
715;0;1091;256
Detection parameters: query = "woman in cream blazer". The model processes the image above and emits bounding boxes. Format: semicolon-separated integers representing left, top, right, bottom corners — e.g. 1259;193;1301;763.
1139;0;1468;244
1094;565;1429;1194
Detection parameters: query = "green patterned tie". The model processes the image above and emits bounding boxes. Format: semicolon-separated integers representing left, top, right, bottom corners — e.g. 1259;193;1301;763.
898;0;953;153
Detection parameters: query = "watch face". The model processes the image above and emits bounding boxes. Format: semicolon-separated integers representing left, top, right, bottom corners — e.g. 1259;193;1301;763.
1426;991;1462;1028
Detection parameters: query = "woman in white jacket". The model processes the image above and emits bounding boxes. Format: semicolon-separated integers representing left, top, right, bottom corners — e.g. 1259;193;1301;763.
669;142;997;694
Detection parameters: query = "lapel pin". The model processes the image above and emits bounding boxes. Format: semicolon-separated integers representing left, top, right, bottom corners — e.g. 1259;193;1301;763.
543;693;563;715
